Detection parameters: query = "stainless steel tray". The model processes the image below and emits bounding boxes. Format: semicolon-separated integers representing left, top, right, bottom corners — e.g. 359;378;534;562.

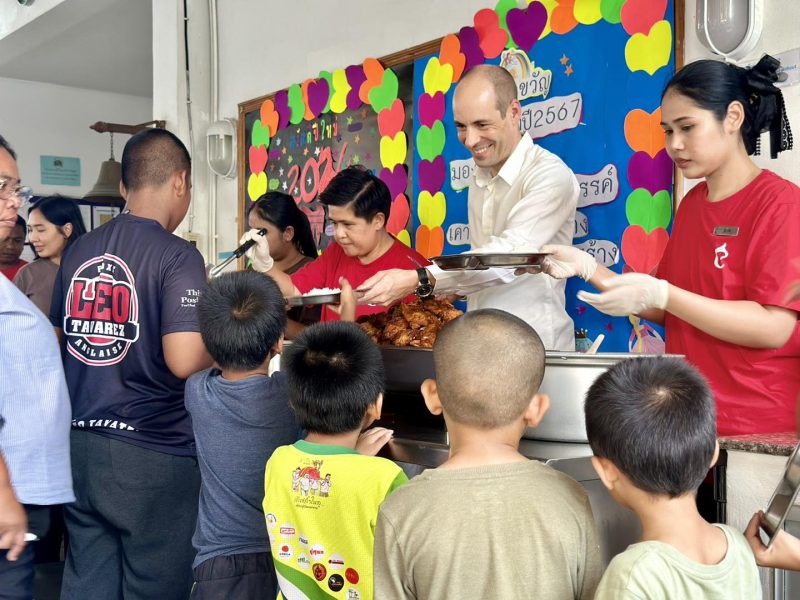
286;292;341;307
430;252;549;270
762;442;800;546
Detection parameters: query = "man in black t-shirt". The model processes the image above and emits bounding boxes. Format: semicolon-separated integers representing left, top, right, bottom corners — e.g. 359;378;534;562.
52;129;212;600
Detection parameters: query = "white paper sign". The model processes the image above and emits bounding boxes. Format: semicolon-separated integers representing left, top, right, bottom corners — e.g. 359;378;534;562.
574;211;589;239
520;92;583;140
576;164;619;208
449;158;475;191
575;239;620;268
446;223;471;246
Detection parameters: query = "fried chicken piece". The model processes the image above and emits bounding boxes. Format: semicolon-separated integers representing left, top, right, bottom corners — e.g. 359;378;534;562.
389;330;414;347
399;302;437;329
422;298;464;322
382;316;411;343
358;321;382;340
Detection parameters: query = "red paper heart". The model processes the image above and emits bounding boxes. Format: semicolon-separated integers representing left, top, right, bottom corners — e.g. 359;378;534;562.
386;194;411;235
621;225;669;274
473;9;508;59
377;99;405;137
415;224;445;259
620;0;667;35
249;145;268;174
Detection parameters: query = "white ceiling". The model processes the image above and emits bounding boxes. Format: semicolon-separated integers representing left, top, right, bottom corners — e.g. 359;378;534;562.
0;0;153;98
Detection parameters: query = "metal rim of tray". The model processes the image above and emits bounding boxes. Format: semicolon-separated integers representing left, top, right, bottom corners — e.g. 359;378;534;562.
430;252;550;271
286;292;341;307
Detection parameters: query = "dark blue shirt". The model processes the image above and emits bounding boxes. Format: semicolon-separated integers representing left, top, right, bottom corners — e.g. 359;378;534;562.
185;368;299;566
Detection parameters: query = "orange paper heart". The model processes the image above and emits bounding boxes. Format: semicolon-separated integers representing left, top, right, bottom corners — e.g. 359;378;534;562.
259;99;279;137
301;79;315;121
551;0;578;35
439;34;466;82
624;108;665;157
360;58;385;104
415;225;445;259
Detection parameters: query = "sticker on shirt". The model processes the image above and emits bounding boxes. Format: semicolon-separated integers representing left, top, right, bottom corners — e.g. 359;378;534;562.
312;563;327;582
298;533;309;548
309;544;325;561
265;513;278;529
346;589;361;600
277;544;293;560
63;253;140;366
714;242;729;270
279;524;296;539
345;568;359;585
296;553;311;570
328;553;345;571
328;574;345;593
291;460;333;509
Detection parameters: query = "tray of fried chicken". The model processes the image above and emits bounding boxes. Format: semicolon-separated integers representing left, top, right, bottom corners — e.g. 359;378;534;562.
357;298;463;348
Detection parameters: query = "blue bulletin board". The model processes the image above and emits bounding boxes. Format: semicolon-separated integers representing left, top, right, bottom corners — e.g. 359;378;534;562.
410;1;677;353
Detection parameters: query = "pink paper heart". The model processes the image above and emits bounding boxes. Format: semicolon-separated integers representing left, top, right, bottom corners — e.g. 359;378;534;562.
506;2;548;53
627;149;673;195
621;225;669;274
307;78;330;118
417;92;445;128
386;194;411;235
345;65;366;111
457;26;485;72
417;156;446;194
379;165;408;199
248;145;268;173
273;90;290;131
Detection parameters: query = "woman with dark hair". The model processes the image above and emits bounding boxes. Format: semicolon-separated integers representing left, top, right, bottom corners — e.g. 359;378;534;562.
536;55;798;436
247;192;320;337
14;195;87;314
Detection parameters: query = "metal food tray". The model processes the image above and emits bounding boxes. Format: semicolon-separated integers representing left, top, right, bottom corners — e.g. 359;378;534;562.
431;252;550;271
285;292;341;307
762;441;800;546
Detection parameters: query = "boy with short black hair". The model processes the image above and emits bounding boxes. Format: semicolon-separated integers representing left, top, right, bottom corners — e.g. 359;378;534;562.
586;356;760;599
186;271;300;599
263;321;403;599
374;309;601;599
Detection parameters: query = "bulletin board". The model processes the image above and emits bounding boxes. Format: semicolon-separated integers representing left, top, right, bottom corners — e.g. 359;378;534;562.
239;0;684;353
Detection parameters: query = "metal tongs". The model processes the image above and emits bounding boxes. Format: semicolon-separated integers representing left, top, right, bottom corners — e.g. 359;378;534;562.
209;228;267;278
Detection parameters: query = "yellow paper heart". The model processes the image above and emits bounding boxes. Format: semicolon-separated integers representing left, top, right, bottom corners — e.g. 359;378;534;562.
329;69;351;114
417;191;447;228
247;172;268;201
574;0;602;24
625;20;672;76
530;0;558;38
396;230;411;247
380;132;407;169
423;58;454;96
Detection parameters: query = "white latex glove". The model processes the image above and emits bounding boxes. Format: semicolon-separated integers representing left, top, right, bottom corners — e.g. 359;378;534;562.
239;228;273;273
540;244;598;281
577;273;669;316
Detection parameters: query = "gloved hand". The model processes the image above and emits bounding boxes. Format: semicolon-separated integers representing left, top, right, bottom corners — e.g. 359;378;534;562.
239;228;273;273
577;273;669;316
540;244;598;281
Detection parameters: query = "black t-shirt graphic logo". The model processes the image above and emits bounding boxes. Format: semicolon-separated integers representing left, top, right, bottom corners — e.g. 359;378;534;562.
63;253;140;366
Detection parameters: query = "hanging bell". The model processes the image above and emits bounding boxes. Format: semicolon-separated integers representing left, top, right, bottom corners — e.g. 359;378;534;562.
84;159;123;201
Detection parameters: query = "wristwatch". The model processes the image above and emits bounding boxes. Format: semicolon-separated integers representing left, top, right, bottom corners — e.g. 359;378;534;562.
415;268;434;299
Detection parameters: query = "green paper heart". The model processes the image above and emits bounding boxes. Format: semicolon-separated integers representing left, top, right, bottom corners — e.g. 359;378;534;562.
625;188;672;233
318;70;333;114
600;0;626;24
287;83;304;125
369;69;399;113
268;178;279;191
495;0;519;49
416;121;446;162
251;119;270;148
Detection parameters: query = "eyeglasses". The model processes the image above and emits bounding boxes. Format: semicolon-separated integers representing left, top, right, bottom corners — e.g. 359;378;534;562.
0;178;33;206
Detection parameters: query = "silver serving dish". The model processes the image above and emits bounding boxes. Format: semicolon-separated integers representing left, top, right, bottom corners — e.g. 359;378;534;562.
762;442;800;546
431;252;550;271
286;292;341;307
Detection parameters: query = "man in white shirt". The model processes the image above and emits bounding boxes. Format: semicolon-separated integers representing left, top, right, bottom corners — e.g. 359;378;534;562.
358;65;578;350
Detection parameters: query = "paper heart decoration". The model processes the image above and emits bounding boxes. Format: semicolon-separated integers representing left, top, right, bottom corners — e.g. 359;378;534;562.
417;156;446;194
438;34;466;82
378;99;405;137
248;145;268;174
251;120;270;148
301;80;314;121
396;229;412;247
574;0;602;25
345;65;367;111
625;20;672;76
417;92;445;128
422;58;454;97
417;191;447;228
287;84;305;125
259;99;279;137
386;194;411;235
380;132;407;169
318;71;334;114
550;0;578;34
329;69;351;114
506;3;548;53
621;225;669;274
621;0;666;35
379;165;408;199
534;0;559;39
369;68;399;113
473;9;508;59
247;172;268;201
624;108;665;157
268;178;279;191
495;0;519;49
415;225;445;259
457;26;486;72
273;90;291;131
416;121;446;163
625;189;672;233
306;78;330;119
628;149;672;195
360;58;385;104
600;0;625;24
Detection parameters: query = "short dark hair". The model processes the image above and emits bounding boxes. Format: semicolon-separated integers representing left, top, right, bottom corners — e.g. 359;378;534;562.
0;134;16;160
433;309;545;428
460;64;518;117
585;356;717;498
121;128;191;192
319;165;391;224
15;215;26;231
248;192;317;258
29;196;87;247
283;321;384;434
198;271;286;371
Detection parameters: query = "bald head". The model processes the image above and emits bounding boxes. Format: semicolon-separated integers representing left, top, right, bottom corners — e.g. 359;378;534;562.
457;65;518;117
121;129;191;192
433;309;546;429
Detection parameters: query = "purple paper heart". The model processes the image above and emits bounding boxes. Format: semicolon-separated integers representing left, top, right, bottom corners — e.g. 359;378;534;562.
307;78;330;118
379;165;408;199
345;65;366;111
628;149;673;195
418;92;445;128
268;149;282;161
457;26;485;72
506;2;547;53
417;156;446;194
273;90;290;131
